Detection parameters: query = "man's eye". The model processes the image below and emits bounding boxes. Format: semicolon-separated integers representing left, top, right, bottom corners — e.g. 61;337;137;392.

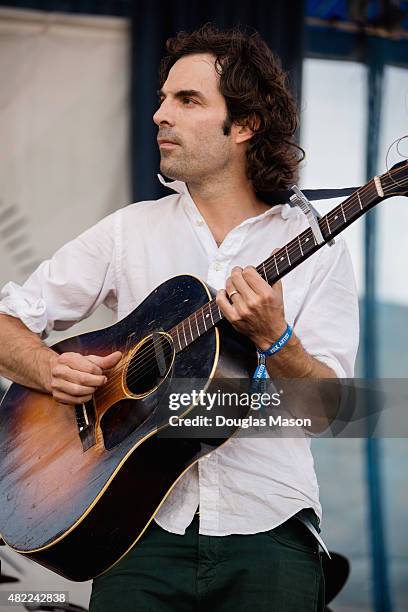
182;97;195;105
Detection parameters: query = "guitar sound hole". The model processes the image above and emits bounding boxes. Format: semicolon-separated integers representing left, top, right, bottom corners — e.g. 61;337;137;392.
125;333;174;396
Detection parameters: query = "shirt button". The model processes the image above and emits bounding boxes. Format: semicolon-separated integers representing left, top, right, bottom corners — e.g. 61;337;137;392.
196;219;204;226
213;262;222;271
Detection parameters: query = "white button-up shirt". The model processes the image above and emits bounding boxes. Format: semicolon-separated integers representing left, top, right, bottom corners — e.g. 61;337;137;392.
0;176;359;536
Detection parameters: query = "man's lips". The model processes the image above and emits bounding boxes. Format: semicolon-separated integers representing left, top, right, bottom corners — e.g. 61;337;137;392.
157;139;180;148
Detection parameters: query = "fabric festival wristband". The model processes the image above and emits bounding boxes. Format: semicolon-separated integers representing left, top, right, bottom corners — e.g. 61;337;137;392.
252;324;293;382
257;324;293;357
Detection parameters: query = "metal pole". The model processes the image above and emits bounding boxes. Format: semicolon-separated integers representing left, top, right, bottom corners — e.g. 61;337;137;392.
364;50;392;612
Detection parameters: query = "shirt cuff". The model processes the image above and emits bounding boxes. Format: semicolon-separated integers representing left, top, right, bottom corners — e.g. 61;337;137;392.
312;353;348;379
0;281;51;337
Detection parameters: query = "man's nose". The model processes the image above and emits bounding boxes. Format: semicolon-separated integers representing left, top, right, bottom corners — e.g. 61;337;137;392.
153;99;174;126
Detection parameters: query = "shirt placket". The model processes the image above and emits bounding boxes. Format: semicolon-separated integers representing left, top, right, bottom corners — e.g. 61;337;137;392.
179;188;283;534
205;224;251;289
181;189;257;289
196;224;252;533
197;452;220;532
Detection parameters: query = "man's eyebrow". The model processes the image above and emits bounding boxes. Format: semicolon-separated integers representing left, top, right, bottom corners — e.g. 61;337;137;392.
157;89;207;101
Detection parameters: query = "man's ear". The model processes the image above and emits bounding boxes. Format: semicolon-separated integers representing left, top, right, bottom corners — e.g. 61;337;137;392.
233;114;261;144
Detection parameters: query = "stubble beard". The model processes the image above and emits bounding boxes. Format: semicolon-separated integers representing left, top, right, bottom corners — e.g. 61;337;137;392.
159;149;190;182
159;141;232;185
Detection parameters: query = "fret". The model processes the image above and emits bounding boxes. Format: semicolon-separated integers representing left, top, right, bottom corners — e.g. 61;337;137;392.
211;303;220;325
298;235;304;257
176;326;182;351
357;191;363;210
182;321;188;347
262;261;268;282
285;245;291;266
274;255;279;276
288;237;302;264
202;308;207;331
170;329;177;351
304;234;311;246
188;316;194;341
329;212;340;231
341;202;347;223
326;216;331;235
209;304;215;326
194;311;200;336
338;195;355;220
300;230;314;254
277;251;290;273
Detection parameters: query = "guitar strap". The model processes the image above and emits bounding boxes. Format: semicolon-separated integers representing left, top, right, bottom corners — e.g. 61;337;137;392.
264;185;360;205
296;510;331;558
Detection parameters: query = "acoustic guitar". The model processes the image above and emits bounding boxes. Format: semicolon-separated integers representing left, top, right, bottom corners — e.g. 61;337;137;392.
0;162;406;581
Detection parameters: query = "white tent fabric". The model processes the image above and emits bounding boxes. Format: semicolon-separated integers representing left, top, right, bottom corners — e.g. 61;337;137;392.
0;7;130;341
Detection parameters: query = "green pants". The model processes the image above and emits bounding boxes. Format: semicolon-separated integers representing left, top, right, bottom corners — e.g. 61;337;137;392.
90;510;325;612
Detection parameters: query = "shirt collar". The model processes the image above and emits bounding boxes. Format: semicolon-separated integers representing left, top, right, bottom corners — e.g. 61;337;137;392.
157;173;290;220
157;173;189;195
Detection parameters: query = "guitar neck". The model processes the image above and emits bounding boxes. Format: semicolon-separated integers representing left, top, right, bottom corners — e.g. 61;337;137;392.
168;163;408;353
255;176;382;285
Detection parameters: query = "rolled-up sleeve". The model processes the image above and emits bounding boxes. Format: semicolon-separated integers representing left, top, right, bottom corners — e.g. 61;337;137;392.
293;237;360;378
0;210;120;339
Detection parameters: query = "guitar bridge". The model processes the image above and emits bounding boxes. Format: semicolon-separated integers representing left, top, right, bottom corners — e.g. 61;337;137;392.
75;400;96;451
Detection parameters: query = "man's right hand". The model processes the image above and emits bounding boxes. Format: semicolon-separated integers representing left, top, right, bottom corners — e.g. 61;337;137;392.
46;351;123;405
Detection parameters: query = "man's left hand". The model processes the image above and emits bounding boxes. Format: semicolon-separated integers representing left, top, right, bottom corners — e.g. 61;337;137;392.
216;262;287;351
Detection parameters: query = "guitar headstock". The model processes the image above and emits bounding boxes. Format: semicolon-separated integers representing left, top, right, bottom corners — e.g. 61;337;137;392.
380;160;408;198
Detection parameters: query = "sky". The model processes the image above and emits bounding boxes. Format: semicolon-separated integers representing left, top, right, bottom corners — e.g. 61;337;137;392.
301;58;408;306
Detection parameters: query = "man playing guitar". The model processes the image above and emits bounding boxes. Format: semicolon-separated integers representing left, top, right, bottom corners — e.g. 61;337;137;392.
0;24;359;611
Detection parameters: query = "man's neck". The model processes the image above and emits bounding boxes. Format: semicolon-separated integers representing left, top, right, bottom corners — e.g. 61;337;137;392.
187;175;270;246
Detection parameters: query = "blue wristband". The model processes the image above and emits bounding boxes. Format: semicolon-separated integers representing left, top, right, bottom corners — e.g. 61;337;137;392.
257;324;293;357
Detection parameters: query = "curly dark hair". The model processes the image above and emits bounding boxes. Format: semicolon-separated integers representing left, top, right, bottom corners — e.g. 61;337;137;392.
158;23;304;193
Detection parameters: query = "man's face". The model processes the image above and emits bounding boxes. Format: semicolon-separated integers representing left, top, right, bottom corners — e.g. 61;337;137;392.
153;53;235;184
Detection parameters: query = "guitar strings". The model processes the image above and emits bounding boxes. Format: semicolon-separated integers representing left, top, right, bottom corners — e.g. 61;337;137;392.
94;170;408;402
386;135;408;190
